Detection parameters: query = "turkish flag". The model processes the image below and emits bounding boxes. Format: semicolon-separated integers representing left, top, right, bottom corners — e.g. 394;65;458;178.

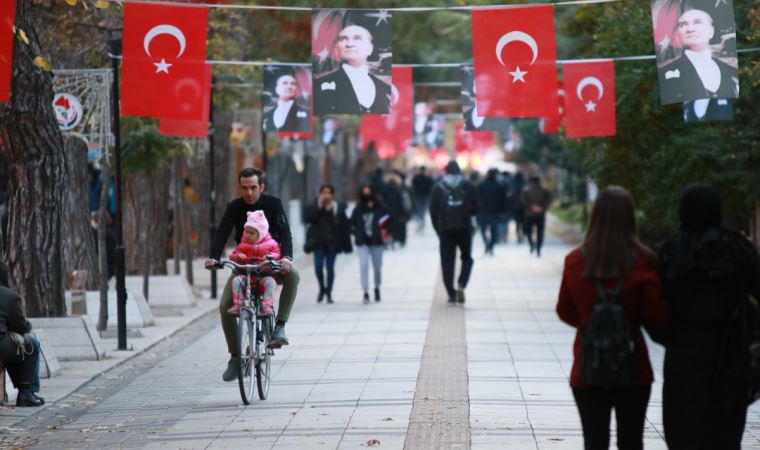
360;66;413;149
563;60;616;138
540;83;564;134
471;5;559;117
121;2;208;120
158;63;212;138
0;0;15;103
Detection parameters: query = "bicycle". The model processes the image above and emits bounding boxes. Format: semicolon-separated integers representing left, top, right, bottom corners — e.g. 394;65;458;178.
216;257;281;405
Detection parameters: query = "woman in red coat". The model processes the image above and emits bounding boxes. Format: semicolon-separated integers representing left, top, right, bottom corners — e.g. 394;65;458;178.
556;186;669;450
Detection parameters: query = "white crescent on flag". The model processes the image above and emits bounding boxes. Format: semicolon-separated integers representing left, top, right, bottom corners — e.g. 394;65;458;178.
495;31;539;67
144;24;187;59
390;84;399;106
576;76;604;101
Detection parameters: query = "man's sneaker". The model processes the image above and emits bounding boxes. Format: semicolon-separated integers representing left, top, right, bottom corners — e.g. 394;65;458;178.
374;287;381;302
16;390;44;407
222;359;238;382
269;325;289;349
456;289;465;304
326;291;334;304
448;295;456;305
363;292;370;304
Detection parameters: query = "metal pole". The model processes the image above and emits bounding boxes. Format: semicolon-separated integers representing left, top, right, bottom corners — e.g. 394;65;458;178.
109;39;128;351
208;80;217;299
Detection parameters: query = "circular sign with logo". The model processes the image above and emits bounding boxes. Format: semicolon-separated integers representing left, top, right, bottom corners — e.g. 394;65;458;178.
53;93;83;131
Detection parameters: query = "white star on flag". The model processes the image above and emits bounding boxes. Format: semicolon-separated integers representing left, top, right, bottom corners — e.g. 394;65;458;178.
154;58;172;74
509;66;527;83
584;100;597;112
659;34;670;49
366;10;391;26
317;47;330;63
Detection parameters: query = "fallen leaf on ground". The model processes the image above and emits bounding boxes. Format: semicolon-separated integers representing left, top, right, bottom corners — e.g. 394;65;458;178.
367;439;381;446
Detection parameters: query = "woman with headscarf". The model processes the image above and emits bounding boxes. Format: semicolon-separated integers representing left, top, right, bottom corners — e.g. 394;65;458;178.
349;184;391;303
659;184;760;450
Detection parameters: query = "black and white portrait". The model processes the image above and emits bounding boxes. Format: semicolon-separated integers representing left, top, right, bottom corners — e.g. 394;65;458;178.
312;9;392;115
652;0;739;105
262;65;312;133
460;65;511;133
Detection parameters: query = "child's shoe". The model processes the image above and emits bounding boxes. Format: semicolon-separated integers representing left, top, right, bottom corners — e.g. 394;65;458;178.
227;304;240;315
260;299;274;316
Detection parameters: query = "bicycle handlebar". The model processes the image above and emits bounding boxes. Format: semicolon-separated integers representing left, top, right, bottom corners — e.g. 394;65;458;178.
215;258;282;276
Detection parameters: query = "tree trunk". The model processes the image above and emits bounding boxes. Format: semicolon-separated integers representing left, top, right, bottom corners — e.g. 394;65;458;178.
62;136;99;290
124;167;170;275
179;165;194;286
96;157;111;331
0;2;67;316
172;154;181;275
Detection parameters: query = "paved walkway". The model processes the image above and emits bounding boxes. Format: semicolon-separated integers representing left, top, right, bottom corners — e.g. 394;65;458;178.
5;217;760;449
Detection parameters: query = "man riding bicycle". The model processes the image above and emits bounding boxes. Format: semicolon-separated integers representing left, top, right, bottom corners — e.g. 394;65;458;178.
205;167;299;382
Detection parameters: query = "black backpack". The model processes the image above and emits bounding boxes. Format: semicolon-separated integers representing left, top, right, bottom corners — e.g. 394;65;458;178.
580;276;639;387
438;182;469;231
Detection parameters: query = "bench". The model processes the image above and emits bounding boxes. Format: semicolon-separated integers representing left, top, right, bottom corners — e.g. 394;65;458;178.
0;360;6;405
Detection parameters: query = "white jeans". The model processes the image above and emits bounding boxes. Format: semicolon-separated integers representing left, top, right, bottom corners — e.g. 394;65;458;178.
357;245;383;291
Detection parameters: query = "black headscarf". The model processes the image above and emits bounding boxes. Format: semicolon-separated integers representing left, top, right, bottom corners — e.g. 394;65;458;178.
661;184;757;280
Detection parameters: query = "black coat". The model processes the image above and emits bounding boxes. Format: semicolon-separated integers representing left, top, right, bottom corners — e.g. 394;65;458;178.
658;54;738;105
0;285;31;360
477;177;508;215
303;201;352;254
314;67;391;115
262;102;311;133
349;201;391;246
428;175;479;234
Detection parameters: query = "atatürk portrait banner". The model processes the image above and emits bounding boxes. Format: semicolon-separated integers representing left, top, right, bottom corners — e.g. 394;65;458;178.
651;0;739;105
312;9;392;116
262;65;312;133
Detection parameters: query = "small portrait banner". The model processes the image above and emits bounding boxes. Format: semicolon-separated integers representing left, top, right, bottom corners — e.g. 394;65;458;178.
262;65;312;134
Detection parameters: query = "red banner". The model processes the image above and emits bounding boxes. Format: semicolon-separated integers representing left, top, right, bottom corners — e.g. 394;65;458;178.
471;5;559;118
455;121;495;153
159;64;212;138
121;2;208;120
360;66;413;150
563;60;616;138
0;0;15;103
540;84;564;134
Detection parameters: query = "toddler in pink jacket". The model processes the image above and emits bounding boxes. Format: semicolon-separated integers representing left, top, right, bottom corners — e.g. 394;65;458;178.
228;210;281;316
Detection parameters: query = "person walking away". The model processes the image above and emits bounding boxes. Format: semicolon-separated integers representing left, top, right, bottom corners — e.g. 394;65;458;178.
429;160;479;304
511;172;526;244
658;184;760;450
303;184;352;304
556;186;668;450
412;166;434;232
383;174;407;249
521;175;551;256
477;168;508;255
226;211;281;316
350;185;391;303
0;263;45;406
205;168;299;383
497;171;514;243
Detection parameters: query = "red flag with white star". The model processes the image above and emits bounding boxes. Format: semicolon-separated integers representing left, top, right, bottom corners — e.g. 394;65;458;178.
0;0;15;103
563;60;616;138
471;5;559;117
540;83;564;134
121;2;208;120
158;63;212;138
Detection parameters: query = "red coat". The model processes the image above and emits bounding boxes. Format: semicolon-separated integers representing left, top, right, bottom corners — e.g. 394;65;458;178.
230;234;282;264
556;248;669;388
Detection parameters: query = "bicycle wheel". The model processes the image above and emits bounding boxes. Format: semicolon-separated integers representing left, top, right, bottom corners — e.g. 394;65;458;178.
237;309;256;405
256;316;273;400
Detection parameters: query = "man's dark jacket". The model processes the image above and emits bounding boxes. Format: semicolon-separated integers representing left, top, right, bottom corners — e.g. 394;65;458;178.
210;195;293;260
303;201;352;253
314;67;391;115
0;285;31;359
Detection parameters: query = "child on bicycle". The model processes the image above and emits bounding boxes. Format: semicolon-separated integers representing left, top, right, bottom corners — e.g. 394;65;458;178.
227;210;281;316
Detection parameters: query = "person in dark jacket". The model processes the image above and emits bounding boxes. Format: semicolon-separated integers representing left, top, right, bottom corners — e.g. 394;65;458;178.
477;169;508;255
205;167;298;382
383;174;407;248
429;160;479;304
411;166;434;232
511;172;526;244
0;263;45;407
521;176;552;257
304;184;351;304
349;184;391;304
557;186;669;450
658;184;760;450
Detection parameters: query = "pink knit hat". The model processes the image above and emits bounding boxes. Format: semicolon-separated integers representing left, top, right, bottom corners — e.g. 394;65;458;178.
244;210;268;243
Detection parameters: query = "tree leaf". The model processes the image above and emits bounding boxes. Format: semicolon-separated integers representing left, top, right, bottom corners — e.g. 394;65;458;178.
95;0;109;9
33;56;52;72
65;0;77;6
16;28;29;45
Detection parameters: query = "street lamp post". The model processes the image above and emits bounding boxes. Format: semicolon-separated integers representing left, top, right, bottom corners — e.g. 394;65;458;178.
108;38;128;350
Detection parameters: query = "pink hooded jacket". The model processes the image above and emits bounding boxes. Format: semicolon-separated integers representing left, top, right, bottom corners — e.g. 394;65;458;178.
230;211;282;263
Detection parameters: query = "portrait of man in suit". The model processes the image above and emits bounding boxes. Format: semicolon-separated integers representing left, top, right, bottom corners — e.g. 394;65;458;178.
652;0;739;105
312;10;392;116
262;67;312;133
460;66;511;134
